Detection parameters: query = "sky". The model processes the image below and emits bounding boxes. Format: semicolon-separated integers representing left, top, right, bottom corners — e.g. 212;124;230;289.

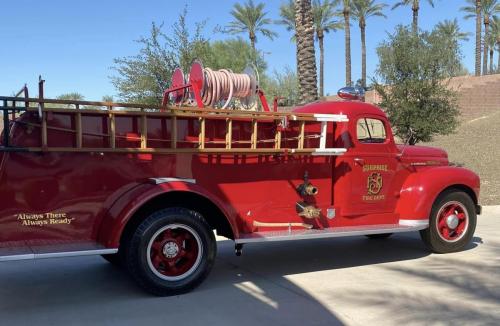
0;0;479;100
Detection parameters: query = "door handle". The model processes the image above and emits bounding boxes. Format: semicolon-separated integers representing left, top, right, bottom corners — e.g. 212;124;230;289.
354;158;365;166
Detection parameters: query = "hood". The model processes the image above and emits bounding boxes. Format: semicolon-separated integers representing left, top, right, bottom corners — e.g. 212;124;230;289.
397;145;449;165
397;145;448;158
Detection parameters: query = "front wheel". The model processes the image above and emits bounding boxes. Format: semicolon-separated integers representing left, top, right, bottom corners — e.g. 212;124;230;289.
124;207;216;296
420;191;477;254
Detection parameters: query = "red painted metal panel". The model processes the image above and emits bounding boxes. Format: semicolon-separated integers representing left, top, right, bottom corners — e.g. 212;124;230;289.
0;100;481;250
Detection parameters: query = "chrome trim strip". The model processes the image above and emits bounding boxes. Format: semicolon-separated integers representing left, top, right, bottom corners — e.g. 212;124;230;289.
35;248;118;259
311;148;347;156
313;113;349;122
0;249;118;262
0;253;35;262
150;177;196;185
399;219;429;227
235;223;428;244
289;114;349;122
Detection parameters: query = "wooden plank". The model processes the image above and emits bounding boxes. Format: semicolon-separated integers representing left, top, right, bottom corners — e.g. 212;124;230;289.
76;105;82;148
109;109;116;149
251;119;258;149
140;114;147;149
198;117;205;149
274;119;282;149
171;116;177;149
225;118;232;149
41;111;47;148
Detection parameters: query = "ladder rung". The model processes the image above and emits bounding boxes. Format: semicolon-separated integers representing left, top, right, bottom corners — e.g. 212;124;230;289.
75;105;82;148
109;108;116;149
198;117;205;149
251;119;258;149
41;111;47;147
225;118;232;149
171;116;177;149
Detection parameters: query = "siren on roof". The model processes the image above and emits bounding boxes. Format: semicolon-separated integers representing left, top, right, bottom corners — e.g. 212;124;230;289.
337;86;365;101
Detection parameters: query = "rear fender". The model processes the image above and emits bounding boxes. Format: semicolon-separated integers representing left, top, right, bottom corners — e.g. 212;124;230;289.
395;166;480;221
97;180;237;248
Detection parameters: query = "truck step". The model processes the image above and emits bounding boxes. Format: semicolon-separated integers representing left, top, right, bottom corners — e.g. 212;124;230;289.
235;221;429;244
0;241;117;262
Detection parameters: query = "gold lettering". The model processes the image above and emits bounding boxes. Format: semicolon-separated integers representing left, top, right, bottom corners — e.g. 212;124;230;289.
16;212;74;227
362;164;388;172
363;195;386;201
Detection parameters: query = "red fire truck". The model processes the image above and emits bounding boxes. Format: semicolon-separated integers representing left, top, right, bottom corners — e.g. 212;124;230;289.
0;68;480;296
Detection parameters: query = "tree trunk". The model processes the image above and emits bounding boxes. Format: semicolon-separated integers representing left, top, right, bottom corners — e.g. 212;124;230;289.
319;33;324;98
412;1;419;33
498;46;500;73
475;0;482;76
295;0;318;104
250;32;256;61
483;21;489;75
344;9;352;86
361;20;366;88
490;48;494;74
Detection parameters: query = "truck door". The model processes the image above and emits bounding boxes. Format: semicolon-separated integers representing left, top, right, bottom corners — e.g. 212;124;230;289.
343;115;399;216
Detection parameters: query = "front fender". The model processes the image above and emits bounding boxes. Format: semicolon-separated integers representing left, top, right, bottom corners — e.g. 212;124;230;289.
97;180;237;248
395;166;480;220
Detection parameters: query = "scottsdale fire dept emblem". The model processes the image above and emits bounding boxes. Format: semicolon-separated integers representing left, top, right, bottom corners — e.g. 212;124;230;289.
367;172;383;195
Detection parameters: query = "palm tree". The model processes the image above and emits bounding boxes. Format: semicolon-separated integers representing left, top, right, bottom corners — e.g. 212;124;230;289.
341;0;353;86
480;1;500;74
277;0;296;40
488;16;500;73
226;0;278;55
436;19;471;42
351;0;387;88
492;16;500;72
462;0;500;75
392;0;435;33
313;0;343;97
295;0;319;103
461;1;483;76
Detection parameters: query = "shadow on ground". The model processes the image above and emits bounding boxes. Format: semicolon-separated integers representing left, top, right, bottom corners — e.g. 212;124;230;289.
335;237;499;325
0;233;484;325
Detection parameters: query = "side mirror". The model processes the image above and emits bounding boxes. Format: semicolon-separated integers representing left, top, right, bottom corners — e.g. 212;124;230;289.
337;86;365;101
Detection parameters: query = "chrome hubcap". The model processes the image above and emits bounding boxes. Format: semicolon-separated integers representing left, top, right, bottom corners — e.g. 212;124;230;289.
163;241;180;258
446;214;459;229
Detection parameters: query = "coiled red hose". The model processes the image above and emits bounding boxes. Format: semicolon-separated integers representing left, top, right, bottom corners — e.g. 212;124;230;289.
201;68;253;109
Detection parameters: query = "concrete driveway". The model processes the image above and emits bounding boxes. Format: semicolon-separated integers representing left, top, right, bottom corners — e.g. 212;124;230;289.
1;206;499;326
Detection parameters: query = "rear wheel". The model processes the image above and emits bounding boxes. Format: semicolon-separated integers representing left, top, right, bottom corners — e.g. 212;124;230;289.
124;207;216;296
420;191;476;254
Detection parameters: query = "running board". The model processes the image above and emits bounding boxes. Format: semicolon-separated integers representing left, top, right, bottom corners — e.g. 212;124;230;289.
235;221;428;244
0;242;118;262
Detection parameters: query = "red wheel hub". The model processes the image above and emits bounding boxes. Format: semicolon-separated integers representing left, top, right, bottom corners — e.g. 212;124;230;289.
148;225;201;279
436;201;468;242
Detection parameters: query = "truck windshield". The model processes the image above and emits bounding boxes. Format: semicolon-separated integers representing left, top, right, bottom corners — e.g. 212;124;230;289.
357;118;386;144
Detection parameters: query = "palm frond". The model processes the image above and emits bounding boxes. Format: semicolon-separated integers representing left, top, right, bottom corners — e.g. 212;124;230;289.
225;0;277;44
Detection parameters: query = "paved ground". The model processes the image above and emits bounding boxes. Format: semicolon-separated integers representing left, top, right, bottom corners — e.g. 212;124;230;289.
1;206;499;326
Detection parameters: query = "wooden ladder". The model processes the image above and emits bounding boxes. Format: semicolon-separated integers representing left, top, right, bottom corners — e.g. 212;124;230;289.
1;96;349;156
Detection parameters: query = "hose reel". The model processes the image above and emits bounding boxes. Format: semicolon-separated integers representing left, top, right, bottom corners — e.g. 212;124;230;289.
162;61;268;111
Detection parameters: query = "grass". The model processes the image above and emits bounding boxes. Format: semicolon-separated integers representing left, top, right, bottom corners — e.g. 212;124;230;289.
425;108;500;205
